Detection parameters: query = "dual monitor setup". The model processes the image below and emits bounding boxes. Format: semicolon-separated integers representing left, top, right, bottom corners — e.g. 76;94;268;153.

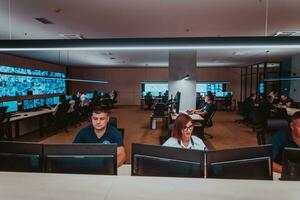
2;142;298;180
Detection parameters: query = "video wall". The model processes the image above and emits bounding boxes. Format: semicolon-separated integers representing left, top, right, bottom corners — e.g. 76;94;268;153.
0;65;66;97
141;83;168;96
196;83;232;97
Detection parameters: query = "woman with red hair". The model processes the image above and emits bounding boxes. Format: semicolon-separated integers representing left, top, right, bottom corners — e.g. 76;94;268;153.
163;114;206;150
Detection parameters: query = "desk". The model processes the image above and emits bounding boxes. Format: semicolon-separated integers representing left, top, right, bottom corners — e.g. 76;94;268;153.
286;107;300;116
9;108;54;138
0;172;299;200
170;111;204;122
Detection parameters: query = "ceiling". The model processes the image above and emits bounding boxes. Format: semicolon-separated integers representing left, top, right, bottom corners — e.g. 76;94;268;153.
1;0;300;67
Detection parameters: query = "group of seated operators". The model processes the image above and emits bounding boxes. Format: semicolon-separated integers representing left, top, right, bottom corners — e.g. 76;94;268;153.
46;90;118;132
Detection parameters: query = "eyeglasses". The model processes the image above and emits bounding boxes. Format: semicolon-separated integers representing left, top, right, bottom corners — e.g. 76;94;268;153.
183;125;194;132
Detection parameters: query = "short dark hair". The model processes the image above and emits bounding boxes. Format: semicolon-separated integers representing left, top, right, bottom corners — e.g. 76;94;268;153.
292;111;300;121
206;94;214;101
92;106;109;115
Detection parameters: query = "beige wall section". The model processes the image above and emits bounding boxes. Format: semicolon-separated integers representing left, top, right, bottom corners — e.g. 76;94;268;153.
69;66;241;105
0;53;65;72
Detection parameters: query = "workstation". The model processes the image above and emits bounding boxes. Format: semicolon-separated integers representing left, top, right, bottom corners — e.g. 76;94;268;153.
1;0;300;199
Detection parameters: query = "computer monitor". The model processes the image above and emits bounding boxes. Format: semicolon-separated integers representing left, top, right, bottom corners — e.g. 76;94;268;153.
33;98;45;108
45;96;59;106
22;99;34;111
86;93;93;99
206;144;272;180
0;106;8;114
131;143;205;178
0;141;43;172
281;147;300;181
174;91;181;114
2;101;18;113
44;144;117;175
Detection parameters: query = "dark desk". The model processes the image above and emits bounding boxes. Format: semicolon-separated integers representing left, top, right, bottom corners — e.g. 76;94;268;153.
9;108;54;138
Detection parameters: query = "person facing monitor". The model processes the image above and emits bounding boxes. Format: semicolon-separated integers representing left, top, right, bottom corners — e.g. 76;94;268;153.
190;94;214;119
163;114;206;150
73;106;126;167
278;94;294;108
269;111;300;173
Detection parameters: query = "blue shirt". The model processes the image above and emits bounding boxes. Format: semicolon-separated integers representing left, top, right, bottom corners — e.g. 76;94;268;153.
73;124;123;147
269;129;299;164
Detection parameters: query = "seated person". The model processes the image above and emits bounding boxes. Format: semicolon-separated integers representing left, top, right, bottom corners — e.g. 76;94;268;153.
190;95;214;119
260;95;275;120
73;106;126;167
269;111;300;173
163;114;206;150
277;94;294;108
144;92;154;109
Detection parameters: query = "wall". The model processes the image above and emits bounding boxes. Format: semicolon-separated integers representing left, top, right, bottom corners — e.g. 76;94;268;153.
69;66;241;105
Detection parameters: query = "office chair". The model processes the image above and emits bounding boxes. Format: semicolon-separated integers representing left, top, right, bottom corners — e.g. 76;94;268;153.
202;105;217;140
256;119;289;145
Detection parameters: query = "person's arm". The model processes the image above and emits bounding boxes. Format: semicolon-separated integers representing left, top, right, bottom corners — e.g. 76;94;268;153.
117;146;126;167
194;110;208;117
272;162;282;174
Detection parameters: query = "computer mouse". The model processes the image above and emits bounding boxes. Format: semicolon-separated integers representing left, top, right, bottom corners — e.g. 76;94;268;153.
24;114;28;116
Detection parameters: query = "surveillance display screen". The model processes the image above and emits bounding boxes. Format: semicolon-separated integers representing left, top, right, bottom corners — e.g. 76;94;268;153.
142;83;168;96
86;93;93;99
34;98;45;108
22;99;34;110
0;101;18;113
45;96;59;106
0;65;66;97
196;83;229;97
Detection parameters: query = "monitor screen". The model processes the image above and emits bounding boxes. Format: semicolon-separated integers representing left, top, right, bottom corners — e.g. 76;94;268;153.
196;83;224;94
131;143;205;178
281;147;300;180
142;83;168;97
2;101;18;113
22;99;34;110
0;141;43;172
174;91;181;114
0;65;66;97
206;145;272;180
33;98;45;108
85;93;93;99
44;144;117;175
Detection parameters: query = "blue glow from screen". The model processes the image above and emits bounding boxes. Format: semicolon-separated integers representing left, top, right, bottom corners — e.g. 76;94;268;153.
0;65;66;97
143;83;168;96
2;101;18;112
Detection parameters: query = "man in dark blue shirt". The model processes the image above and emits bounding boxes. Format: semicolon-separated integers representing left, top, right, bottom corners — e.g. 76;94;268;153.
193;95;214;120
269;111;300;173
73;106;126;167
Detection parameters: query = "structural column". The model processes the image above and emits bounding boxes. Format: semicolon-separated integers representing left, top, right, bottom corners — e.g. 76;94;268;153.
168;50;197;111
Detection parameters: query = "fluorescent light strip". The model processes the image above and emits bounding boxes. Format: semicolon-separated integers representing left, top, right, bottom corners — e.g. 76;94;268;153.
3;45;300;51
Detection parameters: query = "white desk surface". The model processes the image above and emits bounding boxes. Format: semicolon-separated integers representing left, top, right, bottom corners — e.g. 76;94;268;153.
286;107;300;116
171;111;204;121
0;171;299;200
10;108;54;122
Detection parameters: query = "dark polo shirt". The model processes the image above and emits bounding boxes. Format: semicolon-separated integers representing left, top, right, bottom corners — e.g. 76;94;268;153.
73;124;123;147
269;129;299;164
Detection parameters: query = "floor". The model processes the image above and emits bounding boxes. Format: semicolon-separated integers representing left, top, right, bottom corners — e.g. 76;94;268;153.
16;105;258;163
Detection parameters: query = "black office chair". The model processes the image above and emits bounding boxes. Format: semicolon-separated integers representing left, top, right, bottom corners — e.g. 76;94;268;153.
202;105;217;140
54;100;70;132
0;141;43;172
256;119;289;145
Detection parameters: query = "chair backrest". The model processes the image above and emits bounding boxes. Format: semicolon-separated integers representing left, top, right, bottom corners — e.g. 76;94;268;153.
204;104;216;127
0;141;43;172
56;100;70;118
109;117;118;128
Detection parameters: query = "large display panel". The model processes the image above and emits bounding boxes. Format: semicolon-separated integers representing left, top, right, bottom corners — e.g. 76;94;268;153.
142;83;168;97
0;66;66;97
